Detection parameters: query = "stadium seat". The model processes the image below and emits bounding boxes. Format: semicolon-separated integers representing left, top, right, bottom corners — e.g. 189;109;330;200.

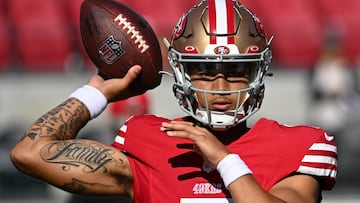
239;0;269;22
0;0;9;16
0;14;11;71
8;0;73;72
268;17;323;68
314;0;360;65
14;24;72;72
342;19;360;65
63;0;83;44
8;0;67;25
314;0;360;19
118;0;198;38
63;0;97;71
0;1;11;71
249;0;323;68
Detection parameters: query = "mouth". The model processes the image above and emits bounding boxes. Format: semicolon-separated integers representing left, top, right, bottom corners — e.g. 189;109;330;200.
211;100;233;111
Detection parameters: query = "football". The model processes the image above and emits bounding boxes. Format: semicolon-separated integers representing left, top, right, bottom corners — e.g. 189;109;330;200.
80;0;162;91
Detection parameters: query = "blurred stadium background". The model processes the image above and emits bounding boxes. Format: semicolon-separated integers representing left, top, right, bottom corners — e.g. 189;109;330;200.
0;0;360;202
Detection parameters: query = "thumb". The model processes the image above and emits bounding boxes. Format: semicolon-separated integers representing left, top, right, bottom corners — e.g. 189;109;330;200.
123;65;142;84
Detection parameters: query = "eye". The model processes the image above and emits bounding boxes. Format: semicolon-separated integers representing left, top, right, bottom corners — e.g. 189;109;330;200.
196;71;208;76
227;71;244;77
184;63;202;75
191;71;216;82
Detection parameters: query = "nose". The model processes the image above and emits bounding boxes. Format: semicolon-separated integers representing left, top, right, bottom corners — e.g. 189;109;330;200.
212;73;229;92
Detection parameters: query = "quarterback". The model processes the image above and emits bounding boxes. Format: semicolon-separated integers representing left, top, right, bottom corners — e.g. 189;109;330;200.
10;0;337;203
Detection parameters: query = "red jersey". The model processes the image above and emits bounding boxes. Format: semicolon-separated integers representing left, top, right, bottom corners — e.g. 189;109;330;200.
112;115;337;203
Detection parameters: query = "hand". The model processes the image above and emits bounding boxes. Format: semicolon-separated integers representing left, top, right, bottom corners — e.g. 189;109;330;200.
161;121;230;168
88;65;146;102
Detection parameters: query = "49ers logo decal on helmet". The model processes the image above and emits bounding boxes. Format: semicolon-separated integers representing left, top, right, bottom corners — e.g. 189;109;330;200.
171;14;187;41
241;5;266;38
253;15;266;38
214;46;230;54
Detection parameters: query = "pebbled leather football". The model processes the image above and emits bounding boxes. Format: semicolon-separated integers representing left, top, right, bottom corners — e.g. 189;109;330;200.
80;0;163;91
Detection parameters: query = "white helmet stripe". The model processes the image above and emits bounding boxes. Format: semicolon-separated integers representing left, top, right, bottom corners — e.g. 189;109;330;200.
208;0;235;45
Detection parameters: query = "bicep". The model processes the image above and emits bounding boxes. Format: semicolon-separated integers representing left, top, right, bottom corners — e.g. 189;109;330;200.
29;139;133;196
269;174;320;203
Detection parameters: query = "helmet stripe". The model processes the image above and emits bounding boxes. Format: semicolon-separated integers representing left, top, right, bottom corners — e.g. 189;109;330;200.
208;0;235;45
225;0;235;44
208;0;217;44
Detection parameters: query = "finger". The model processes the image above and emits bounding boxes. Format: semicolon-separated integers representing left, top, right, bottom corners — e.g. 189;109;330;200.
108;65;144;102
161;121;196;132
123;65;142;84
162;123;202;141
166;129;191;138
168;121;197;128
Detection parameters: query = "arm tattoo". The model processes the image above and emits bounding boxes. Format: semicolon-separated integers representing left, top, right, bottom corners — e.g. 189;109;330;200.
41;141;131;194
62;178;114;194
23;98;90;141
40;141;119;173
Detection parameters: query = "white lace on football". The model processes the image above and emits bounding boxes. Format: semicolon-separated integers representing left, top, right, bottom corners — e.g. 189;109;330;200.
114;14;149;53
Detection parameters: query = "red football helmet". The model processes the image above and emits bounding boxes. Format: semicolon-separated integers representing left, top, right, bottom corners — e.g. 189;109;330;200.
165;0;272;129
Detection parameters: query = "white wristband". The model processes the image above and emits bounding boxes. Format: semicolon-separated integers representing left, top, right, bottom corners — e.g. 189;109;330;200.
216;154;252;189
69;85;107;119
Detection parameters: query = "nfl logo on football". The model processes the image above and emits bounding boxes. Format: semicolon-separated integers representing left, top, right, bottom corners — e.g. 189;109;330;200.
97;35;125;64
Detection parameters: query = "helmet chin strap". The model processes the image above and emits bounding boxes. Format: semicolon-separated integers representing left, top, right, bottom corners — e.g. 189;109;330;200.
195;93;250;130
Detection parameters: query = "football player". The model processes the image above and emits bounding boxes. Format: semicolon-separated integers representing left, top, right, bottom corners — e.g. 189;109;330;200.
10;0;337;202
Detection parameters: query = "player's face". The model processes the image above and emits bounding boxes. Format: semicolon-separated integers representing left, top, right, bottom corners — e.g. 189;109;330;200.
185;62;252;111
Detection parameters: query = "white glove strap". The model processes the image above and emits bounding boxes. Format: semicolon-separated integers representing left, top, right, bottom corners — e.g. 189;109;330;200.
216;154;252;189
69;85;107;119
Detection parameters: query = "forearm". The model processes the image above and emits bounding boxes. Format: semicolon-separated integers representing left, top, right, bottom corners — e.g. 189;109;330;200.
228;175;286;203
10;73;140;196
10;98;133;196
23;98;90;141
215;154;283;202
10;98;91;177
220;155;318;203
